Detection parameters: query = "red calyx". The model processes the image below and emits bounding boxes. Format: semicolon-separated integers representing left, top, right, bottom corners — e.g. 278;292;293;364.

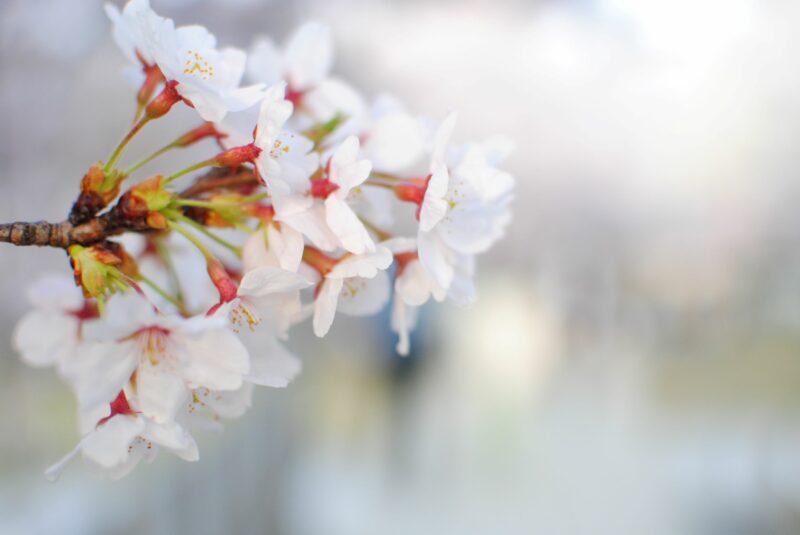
145;80;181;119
97;390;137;427
302;246;338;276
285;84;307;108
393;176;432;221
70;300;100;322
394;251;418;278
215;143;262;168
207;257;239;303
138;64;164;108
176;122;226;148
310;179;340;199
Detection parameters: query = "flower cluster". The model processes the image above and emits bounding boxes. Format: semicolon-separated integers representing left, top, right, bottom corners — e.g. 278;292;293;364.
13;0;514;480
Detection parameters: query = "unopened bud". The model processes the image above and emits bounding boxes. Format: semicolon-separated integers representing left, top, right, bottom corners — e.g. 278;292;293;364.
214;143;261;168
176;123;226;148
206;257;239;303
145;80;181;120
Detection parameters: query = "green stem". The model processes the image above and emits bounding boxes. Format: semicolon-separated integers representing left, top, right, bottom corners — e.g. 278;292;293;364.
174;194;268;209
154;238;186;308
170;213;242;257
168;221;214;259
164;158;217;185
124;142;178;176
105;116;151;172
139;273;188;315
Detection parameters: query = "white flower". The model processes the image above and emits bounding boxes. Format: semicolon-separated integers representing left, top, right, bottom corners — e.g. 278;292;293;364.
64;293;250;424
416;116;515;296
253;83;319;214
310;246;393;337
131;2;264;122
383;238;444;355
104;0;156;66
246;22;365;126
261;134;375;255
45;390;198;481
247;22;333;96
13;275;97;373
322;136;375;254
360;96;427;173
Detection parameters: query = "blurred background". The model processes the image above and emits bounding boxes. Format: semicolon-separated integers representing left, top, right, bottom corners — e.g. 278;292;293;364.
2;0;800;533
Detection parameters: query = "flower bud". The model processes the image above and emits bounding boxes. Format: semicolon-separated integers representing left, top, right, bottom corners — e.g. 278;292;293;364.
206;257;238;303
68;244;132;299
214;143;261;168
175;122;226;148
117;176;175;230
145;80;182;120
69;164;125;225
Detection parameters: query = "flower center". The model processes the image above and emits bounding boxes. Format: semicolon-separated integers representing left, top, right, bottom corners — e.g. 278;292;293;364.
183;50;214;81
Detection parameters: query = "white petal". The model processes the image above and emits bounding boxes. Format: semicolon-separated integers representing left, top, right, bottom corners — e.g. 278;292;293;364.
44;442;82;482
325;196;375;255
328;246;393;279
65;341;138;410
246;38;283;86
280;204;340;251
417;230;455;291
336;271;390;317
179;329;249;391
430;112;458;172
285;22;333;90
419;166;449;232
82;415;146;469
329;136;372;192
238;266;311;298
13;310;78;367
246;335;302;387
144;420;198;462
269;223;305;272
313;278;343;337
26;275;83;311
136;362;188;424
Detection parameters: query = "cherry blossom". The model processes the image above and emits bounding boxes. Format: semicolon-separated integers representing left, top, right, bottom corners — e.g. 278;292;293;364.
13;275;97;373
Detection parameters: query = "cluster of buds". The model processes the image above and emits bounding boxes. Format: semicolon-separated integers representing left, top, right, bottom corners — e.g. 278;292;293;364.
12;0;514;480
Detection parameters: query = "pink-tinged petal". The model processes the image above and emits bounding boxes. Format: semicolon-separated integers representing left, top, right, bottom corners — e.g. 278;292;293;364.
313;278;343;337
395;261;436;306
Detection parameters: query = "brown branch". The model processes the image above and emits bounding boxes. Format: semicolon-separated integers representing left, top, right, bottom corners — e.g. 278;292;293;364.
1;168;260;249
